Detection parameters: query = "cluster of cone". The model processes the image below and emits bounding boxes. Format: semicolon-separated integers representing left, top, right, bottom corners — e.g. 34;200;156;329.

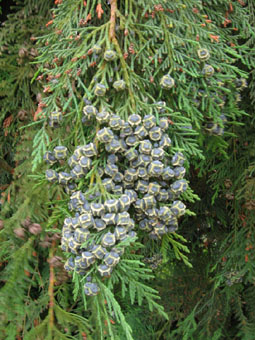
44;105;188;295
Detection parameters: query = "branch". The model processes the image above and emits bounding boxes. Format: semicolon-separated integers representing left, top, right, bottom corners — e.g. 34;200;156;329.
109;0;136;111
109;0;117;42
48;240;56;332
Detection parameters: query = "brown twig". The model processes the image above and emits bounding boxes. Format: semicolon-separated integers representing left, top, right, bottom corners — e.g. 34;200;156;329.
48;240;56;330
109;0;136;111
0;184;9;190
109;0;117;42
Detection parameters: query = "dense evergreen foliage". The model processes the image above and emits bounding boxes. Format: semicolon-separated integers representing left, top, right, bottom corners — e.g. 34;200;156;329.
0;1;255;339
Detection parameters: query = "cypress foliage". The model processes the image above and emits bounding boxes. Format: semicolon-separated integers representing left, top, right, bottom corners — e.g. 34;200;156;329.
0;1;255;339
149;2;255;339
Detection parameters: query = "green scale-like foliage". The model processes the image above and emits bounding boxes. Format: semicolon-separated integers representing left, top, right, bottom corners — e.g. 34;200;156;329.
145;2;255;338
32;0;248;169
0;1;93;339
0;0;52;196
28;1;251;339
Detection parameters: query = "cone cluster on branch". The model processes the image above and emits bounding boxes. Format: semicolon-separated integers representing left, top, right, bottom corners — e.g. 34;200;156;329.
44;104;189;295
